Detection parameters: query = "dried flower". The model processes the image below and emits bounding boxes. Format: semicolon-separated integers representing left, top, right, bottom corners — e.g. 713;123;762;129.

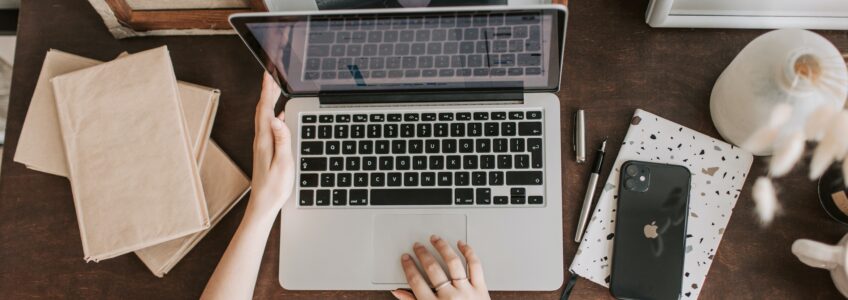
742;103;793;154
804;105;838;141
752;177;780;225
809;111;848;179
769;131;805;177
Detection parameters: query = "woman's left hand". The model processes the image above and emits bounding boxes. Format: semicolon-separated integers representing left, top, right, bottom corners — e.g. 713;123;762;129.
248;73;295;218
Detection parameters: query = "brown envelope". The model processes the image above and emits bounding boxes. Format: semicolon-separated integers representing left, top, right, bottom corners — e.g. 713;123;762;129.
135;141;250;277
14;49;218;176
51;47;209;262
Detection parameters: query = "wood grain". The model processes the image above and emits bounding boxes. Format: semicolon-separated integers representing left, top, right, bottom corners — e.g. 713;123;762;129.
104;0;267;31
0;0;846;299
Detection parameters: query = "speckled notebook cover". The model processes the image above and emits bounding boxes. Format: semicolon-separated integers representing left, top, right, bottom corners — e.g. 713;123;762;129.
569;109;753;299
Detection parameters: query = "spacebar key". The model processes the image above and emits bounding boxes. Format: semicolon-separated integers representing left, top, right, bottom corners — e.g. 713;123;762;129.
506;171;543;185
371;189;452;205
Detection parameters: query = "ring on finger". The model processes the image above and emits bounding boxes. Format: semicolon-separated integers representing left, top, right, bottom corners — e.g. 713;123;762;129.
451;276;468;282
434;280;452;291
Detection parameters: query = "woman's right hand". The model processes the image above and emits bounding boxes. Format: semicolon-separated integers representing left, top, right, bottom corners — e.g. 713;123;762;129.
391;235;490;300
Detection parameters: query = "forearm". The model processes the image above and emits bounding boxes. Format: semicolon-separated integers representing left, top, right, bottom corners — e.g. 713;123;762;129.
201;196;278;300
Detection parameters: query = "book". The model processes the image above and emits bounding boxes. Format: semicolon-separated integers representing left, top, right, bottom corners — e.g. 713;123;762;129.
51;46;209;262
569;109;753;299
14;49;218;177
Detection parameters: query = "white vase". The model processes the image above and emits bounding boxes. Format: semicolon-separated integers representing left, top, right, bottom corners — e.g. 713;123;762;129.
710;29;848;156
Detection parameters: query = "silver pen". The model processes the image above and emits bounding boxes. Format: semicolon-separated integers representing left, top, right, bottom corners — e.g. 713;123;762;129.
574;138;607;243
573;110;586;163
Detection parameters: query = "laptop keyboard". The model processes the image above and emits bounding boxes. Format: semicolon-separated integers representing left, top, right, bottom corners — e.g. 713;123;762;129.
297;110;545;207
303;12;543;80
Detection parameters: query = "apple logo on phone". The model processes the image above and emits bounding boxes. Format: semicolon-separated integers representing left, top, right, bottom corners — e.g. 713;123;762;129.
643;221;659;239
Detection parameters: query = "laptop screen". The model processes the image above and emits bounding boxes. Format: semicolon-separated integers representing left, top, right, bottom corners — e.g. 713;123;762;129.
231;6;566;97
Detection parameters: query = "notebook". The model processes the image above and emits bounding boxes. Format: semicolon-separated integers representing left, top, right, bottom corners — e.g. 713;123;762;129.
569;109;754;299
51;46;209;262
14;49;219;177
135;141;250;277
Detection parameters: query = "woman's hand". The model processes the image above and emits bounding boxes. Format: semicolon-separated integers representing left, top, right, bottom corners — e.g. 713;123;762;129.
392;235;490;300
248;73;295;219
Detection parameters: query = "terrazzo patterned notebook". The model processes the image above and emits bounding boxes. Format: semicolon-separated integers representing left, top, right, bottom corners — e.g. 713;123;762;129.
569;109;753;299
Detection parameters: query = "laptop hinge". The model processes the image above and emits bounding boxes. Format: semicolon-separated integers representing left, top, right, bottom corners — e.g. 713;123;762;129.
318;90;524;105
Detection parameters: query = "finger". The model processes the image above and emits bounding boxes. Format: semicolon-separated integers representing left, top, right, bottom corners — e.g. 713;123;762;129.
390;289;416;300
255;72;281;133
412;242;450;290
269;117;292;169
429;235;468;285
401;253;435;299
458;240;487;288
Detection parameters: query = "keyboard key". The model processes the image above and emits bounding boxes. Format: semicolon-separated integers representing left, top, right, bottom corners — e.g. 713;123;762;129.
468;123;482;136
425;140;440;153
329;157;344;171
379;157;393;170
359;140;373;154
484;123;499;136
455;188;474;205
417;124;432;137
321;174;335;187
493;139;508;152
527;111;542;119
497;155;512;168
388;114;402;122
494;196;508;205
434;123;448;137
528;196;544;204
463;155;478;169
510;138;525;152
350;189;368;205
342;141;356;154
472;171;486;185
326;141;340;154
376;140;390;154
302;126;316;139
302;115;317;123
385;124;398;138
507;171;543;185
300;190;315;206
319;115;334;123
492;112;507;120
476;139;491;152
459;139;474;153
392;140;406;154
439;113;454;121
413;156;427;170
301;157;327;171
451;123;465;137
354;173;368;187
421;172;436;186
404;113;420;121
301;141;323;155
346;157;361;170
318;125;332;138
404;172;419;186
519;122;543;135
481;155;495;169
509;111;524;119
438;172;453;185
511;187;525;196
515;154;530;169
332;190;347;205
476;188;491;204
337;173;351;187
367;125;382;138
351;125;365;138
457;112;472;120
501;122;516;136
489;171;504;185
370;114;385;122
316;190;331;206
473;112;489;120
455;172;470;186
363;156;377;170
337;114;351;123
300;173;319;187
430;156;445;169
388;172;403;186
422;113;437;121
371;173;385;186
401;124;415;137
447;156;461;169
396;156;410;170
334;125;348;138
371;189;452;205
528;138;543;168
511;196;526;204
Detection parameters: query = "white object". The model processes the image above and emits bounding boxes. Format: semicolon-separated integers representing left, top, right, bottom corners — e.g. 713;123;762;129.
569;109;754;299
646;0;848;30
792;234;848;297
264;0;551;12
710;29;848;155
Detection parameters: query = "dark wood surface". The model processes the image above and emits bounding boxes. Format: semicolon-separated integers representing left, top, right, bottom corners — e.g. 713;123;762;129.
1;0;846;299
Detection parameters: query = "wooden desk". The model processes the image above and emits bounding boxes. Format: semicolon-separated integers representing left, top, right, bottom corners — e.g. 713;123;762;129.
1;0;846;299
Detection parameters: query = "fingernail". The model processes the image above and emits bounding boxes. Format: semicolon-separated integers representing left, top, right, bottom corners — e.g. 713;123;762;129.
458;240;467;247
430;234;440;242
402;254;411;261
413;242;422;249
271;118;283;129
390;290;402;299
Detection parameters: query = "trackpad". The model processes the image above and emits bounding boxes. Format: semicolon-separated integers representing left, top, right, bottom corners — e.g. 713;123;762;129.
372;214;467;284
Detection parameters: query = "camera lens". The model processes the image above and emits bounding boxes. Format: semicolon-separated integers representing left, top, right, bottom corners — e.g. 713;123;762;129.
625;165;639;176
625;178;637;190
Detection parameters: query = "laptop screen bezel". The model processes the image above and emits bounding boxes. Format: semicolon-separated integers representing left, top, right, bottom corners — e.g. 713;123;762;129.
230;5;568;99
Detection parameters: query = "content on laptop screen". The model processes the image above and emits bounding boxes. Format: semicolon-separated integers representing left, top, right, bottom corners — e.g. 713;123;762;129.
231;7;566;96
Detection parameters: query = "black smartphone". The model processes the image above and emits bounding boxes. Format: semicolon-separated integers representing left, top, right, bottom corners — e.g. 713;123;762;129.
610;160;691;300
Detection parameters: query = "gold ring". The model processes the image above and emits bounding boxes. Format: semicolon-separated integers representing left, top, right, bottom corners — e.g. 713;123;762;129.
451;277;468;281
434;280;452;291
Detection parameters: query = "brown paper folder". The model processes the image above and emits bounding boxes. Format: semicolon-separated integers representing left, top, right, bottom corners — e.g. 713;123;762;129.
51;47;209;262
135;141;250;277
14;49;218;177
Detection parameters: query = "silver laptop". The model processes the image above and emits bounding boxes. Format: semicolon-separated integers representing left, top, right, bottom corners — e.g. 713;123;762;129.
230;4;567;291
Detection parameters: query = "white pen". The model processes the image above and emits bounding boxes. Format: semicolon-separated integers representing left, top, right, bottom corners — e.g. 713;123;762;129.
574;138;607;243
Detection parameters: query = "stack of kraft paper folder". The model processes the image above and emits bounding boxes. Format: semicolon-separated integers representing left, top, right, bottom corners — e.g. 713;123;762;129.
14;46;251;277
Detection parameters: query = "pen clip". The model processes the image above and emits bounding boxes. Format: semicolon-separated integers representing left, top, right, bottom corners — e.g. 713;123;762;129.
572;111;577;153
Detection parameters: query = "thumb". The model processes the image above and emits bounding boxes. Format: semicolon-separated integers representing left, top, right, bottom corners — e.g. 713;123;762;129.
270;117;292;169
390;289;416;300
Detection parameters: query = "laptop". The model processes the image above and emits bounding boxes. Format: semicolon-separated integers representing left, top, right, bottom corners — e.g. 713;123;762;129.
230;4;567;291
